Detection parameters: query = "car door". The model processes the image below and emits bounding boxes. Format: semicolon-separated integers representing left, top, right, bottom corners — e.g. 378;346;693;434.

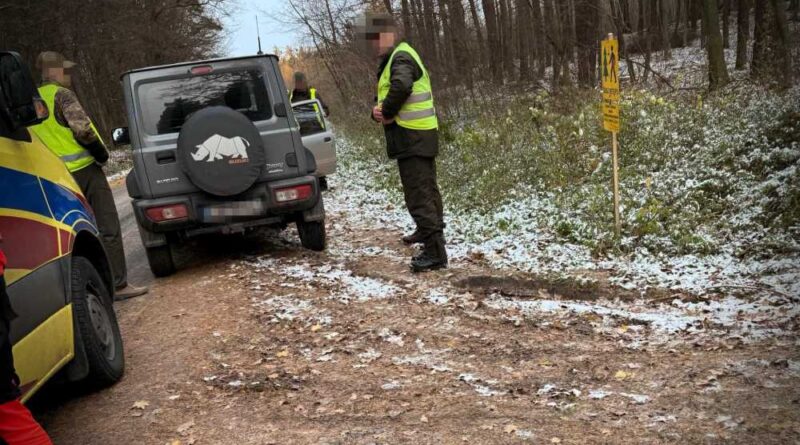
292;99;336;178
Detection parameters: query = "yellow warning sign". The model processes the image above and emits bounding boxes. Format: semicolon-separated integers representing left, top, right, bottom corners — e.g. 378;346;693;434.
601;36;620;132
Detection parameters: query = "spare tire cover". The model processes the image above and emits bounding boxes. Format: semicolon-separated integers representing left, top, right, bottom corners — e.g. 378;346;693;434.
177;106;266;196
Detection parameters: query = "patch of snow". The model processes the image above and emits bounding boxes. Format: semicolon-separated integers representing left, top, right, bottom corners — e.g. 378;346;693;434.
588;389;611;400
619;392;651;405
458;373;507;397
537;384;557;396
425;288;451;305
381;380;402;390
516;429;535;440
378;328;405;346
483;292;800;342
358;348;382;363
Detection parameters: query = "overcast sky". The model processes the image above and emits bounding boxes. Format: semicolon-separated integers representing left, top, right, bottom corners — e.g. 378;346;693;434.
223;0;304;56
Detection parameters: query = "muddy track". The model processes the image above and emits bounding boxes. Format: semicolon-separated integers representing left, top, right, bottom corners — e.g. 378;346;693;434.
34;182;800;445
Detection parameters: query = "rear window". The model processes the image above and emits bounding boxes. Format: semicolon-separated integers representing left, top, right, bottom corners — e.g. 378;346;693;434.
137;69;272;135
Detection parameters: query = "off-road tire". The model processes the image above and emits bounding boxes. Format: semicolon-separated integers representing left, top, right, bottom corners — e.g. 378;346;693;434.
145;243;176;277
297;220;326;251
71;256;124;388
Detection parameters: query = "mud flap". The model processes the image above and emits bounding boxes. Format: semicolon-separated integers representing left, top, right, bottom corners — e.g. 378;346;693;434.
64;315;90;382
138;222;169;248
302;196;325;222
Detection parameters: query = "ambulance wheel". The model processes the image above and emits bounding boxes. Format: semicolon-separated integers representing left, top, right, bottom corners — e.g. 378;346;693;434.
297;220;326;251
72;256;125;388
146;243;176;277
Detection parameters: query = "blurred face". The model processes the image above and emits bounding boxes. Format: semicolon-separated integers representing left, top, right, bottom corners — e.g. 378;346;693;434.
295;79;307;90
369;31;396;58
45;66;71;88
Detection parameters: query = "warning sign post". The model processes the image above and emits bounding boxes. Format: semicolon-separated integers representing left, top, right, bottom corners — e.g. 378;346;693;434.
601;33;621;236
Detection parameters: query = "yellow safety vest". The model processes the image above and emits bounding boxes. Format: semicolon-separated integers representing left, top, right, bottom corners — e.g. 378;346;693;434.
291;87;324;127
31;84;103;172
289;87;317;102
377;42;438;131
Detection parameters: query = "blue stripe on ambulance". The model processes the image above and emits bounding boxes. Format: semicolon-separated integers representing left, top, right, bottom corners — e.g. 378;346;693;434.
0;166;52;218
39;179;94;229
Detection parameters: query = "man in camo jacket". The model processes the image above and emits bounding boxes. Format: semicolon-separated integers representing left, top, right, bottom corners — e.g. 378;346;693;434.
31;51;148;301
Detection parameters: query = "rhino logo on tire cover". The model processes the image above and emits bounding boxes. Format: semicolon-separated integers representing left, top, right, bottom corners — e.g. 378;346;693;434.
191;134;250;163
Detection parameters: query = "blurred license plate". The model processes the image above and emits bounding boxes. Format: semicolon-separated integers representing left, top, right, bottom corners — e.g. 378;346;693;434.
203;200;264;218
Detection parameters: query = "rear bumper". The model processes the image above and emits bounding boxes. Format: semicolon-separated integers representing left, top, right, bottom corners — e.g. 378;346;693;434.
133;175;322;236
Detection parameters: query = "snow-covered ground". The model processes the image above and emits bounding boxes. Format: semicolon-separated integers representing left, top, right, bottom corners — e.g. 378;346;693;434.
325;133;799;344
329;137;799;298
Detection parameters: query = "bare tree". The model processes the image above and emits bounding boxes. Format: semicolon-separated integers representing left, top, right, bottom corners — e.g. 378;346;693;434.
735;0;750;69
701;0;730;89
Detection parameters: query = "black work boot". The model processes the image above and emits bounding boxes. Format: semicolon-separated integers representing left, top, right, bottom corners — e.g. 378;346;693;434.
411;253;448;273
411;233;447;273
402;230;424;245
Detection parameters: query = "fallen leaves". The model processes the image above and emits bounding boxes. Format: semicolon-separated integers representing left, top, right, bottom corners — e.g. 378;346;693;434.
614;370;635;380
131;400;150;417
538;358;556;368
132;400;150;410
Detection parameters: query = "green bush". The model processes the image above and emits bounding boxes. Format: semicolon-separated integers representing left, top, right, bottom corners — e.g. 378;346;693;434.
334;84;800;259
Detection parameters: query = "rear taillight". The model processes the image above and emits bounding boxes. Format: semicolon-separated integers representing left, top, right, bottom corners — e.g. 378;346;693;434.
274;184;313;203
145;204;189;222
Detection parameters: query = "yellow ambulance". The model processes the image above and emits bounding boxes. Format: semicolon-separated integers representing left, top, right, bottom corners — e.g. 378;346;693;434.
0;51;124;402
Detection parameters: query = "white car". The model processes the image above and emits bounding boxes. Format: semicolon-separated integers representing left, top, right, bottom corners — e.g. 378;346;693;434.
291;99;336;188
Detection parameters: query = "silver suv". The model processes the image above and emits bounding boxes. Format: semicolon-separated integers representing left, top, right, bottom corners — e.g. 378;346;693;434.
113;55;335;277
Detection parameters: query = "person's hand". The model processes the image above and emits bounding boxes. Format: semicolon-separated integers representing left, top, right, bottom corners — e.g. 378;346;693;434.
372;106;384;123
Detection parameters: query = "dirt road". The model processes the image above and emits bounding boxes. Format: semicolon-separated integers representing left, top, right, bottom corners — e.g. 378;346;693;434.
37;181;799;444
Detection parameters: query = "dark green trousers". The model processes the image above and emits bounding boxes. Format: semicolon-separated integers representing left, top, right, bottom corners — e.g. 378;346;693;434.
72;163;127;288
397;156;447;260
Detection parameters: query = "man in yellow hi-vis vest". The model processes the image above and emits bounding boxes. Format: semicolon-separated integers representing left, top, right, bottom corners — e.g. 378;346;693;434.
289;72;329;117
361;14;447;272
31;51;147;300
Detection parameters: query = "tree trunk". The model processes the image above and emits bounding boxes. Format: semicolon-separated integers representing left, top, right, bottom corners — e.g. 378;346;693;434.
702;0;730;88
466;0;485;69
659;0;671;58
400;0;413;40
516;0;531;80
446;0;472;88
722;0;731;48
422;0;439;61
482;0;503;83
641;0;652;81
499;0;515;79
735;0;749;69
575;0;597;87
611;0;637;82
531;0;546;77
382;0;394;14
673;0;688;47
751;0;765;75
768;0;793;87
543;0;560;89
556;0;572;86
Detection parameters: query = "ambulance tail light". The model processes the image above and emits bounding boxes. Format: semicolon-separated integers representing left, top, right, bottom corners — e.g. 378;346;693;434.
145;204;189;222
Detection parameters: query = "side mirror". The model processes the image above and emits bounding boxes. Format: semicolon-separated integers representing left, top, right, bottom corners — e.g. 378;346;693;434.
112;126;130;146
0;51;47;132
